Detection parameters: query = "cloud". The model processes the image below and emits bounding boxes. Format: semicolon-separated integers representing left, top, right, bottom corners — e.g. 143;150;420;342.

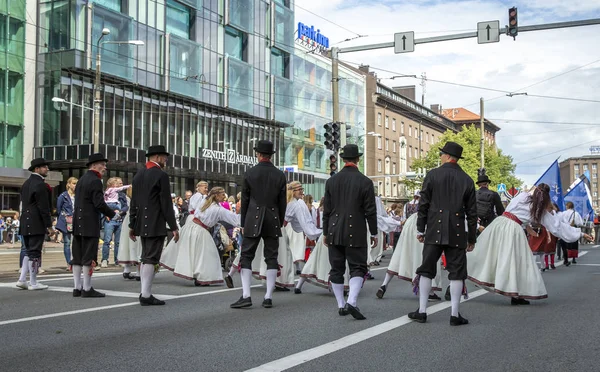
295;0;600;186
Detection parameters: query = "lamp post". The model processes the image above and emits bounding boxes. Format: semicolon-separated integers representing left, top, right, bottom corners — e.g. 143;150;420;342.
93;28;144;154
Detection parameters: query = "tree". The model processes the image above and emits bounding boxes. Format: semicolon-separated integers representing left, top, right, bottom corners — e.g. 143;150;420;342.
411;125;522;189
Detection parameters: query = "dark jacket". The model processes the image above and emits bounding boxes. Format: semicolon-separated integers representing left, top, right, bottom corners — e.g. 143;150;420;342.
56;191;74;234
118;191;129;216
323;165;378;247
476;186;505;226
129;165;178;237
240;161;287;238
73;170;116;237
20;174;52;236
417;162;477;247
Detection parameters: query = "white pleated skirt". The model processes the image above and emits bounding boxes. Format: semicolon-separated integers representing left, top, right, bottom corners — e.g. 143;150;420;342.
467;216;547;299
159;222;224;285
300;237;349;289
368;231;385;265
232;239;264;277
259;235;295;287
386;214;442;290
286;224;306;263
117;213;142;265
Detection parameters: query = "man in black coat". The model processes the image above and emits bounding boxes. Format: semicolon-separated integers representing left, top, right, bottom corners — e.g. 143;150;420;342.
230;140;287;309
72;153;117;298
323;144;378;320
476;174;504;227
129;145;178;306
17;158;53;290
409;141;477;326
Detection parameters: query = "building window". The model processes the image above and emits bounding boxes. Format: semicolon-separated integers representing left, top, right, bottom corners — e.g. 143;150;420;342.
392;162;396;174
431;133;434;143
584;164;589;170
271;48;290;78
0;72;19;105
393;140;396;153
385;139;389;151
392;119;396;131
377;113;382;126
409;145;412;158
594;182;598;189
415;148;418;158
595;200;598;207
426;132;429;143
228;0;254;33
594;173;598;179
594;164;597;170
575;173;580;179
409;125;412;137
574;164;580;171
166;0;192;39
378;159;382;172
225;26;248;61
385;116;389;128
93;0;123;12
594;192;598;197
401;121;404;133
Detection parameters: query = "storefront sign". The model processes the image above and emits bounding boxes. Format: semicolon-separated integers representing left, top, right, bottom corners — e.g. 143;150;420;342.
200;148;257;166
297;22;330;49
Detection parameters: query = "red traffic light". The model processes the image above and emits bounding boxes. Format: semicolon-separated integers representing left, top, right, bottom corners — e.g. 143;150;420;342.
329;154;337;162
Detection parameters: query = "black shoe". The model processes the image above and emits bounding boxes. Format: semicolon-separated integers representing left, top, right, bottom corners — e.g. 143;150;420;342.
73;289;82;297
123;273;136;280
572;259;577;264
296;270;302;275
194;280;210;287
294;287;302;294
81;287;105;298
450;313;469;326
135;276;141;281
230;296;252;309
366;273;375;280
428;293;442;301
444;286;451;301
541;267;547;272
262;298;273;308
339;306;350;316
224;275;234;288
275;286;290;292
408;309;427;323
343;290;349;297
564;261;571;267
376;285;386;299
139;294;166;306
346;303;366;320
511;297;530;305
550;264;556;270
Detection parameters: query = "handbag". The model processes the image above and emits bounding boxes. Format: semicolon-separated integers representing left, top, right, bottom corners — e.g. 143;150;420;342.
63;212;73;232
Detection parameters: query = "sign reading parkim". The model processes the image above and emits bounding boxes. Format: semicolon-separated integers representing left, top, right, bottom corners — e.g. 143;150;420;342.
297;22;329;49
201;148;257;166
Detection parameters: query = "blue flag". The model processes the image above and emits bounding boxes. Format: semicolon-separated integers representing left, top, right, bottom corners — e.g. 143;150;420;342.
564;178;594;222
534;160;564;210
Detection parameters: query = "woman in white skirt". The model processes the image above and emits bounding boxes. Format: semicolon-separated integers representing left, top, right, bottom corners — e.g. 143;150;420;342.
370;196;401;266
160;187;240;286
118;188;141;280
375;213;442;299
468;183;593;305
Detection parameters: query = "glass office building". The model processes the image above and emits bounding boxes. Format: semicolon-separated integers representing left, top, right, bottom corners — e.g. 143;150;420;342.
34;0;307;196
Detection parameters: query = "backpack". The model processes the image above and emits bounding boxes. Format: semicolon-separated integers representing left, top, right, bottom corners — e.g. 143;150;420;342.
476;189;496;222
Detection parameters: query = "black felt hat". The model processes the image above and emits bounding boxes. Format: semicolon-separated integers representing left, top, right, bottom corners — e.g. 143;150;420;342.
86;153;109;167
340;144;363;159
28;158;50;172
145;145;170;157
476;174;492;184
253;140;276;155
440;141;463;159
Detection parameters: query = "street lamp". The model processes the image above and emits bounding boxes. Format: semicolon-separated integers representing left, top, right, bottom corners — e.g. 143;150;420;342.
93;28;144;154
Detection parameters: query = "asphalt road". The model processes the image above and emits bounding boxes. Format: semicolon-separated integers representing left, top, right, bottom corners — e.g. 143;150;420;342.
0;246;598;372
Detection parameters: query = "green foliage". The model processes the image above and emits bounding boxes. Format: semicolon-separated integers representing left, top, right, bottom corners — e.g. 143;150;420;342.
411;125;522;188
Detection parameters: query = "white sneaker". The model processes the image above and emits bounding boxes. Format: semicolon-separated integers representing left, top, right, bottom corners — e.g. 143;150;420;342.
28;283;49;290
101;260;108;268
16;281;29;290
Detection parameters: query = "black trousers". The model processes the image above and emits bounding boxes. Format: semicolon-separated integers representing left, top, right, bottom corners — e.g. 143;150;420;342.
72;235;99;266
141;236;166;265
23;235;45;260
417;244;467;281
392;232;401;251
240;236;278;270
328;245;367;284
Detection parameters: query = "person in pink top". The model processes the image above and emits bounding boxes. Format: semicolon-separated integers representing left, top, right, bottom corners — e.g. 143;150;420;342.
100;178;130;268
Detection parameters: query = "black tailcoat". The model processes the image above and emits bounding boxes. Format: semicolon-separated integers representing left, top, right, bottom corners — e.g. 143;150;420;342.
417;162;478;247
323;166;378;247
19;174;52;236
129;165;178;237
240;161;287;238
73;170;116;237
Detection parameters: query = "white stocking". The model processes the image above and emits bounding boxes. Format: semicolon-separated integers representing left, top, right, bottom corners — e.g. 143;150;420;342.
264;269;277;300
19;256;29;282
418;276;432;313
382;272;393;287
82;265;92;291
296;277;306;290
331;283;346;308
450;280;463;317
72;265;83;290
240;268;252;299
141;263;155;298
347;277;363;307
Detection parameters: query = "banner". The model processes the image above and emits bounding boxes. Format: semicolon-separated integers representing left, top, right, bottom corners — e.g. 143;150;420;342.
534;160;564;210
564;177;594;222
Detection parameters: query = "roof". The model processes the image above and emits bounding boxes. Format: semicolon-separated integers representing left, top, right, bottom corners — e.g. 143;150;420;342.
441;107;501;132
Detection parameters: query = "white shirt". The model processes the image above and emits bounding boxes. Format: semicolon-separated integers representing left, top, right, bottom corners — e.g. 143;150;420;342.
376;196;401;233
188;192;207;212
195;203;240;228
285;198;322;241
505;192;581;243
560;209;583;227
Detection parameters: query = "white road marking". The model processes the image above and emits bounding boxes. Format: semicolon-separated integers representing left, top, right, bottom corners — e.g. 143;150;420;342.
570;263;600;266
44;286;179;299
245;289;489;372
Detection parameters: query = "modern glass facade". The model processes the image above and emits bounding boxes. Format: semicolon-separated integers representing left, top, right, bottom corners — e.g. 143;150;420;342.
35;0;312;197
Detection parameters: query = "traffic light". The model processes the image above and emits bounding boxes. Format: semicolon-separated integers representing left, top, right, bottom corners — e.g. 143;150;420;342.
508;7;518;39
329;154;338;176
324;122;341;151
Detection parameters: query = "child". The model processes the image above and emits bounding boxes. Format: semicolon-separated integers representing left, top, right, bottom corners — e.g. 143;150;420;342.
104;177;131;214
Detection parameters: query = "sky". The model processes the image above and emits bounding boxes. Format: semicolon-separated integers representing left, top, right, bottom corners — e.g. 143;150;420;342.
295;0;600;186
